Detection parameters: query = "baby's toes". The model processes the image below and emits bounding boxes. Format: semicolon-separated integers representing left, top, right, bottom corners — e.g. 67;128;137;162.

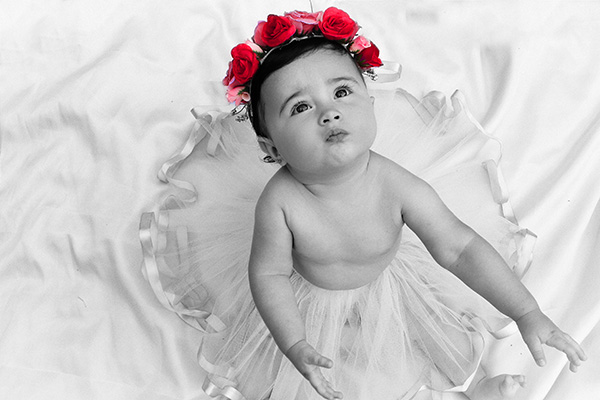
500;375;526;396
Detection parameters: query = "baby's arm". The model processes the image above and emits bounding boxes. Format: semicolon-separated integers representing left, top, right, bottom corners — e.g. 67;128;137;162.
248;182;343;400
398;168;586;371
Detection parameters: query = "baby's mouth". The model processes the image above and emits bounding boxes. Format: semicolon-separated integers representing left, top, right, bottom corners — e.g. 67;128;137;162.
326;129;348;142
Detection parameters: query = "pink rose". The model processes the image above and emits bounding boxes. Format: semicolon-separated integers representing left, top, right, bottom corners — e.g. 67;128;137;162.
318;7;359;42
227;86;250;106
349;35;371;53
354;42;383;69
254;14;296;48
253;21;267;47
223;61;235;87
244;39;264;55
284;10;321;34
230;43;260;84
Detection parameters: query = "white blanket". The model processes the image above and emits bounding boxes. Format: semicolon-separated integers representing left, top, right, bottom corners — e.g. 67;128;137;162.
1;1;598;399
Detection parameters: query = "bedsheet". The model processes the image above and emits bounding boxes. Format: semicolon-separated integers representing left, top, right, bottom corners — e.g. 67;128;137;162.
0;0;598;399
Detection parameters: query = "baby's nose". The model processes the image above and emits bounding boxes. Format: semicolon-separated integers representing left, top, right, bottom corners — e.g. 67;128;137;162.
320;110;341;125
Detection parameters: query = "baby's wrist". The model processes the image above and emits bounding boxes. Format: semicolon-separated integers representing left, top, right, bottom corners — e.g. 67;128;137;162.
285;338;308;357
514;306;543;323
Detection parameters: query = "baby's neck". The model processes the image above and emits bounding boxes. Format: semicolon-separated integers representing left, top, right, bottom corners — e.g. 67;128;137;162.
288;151;373;200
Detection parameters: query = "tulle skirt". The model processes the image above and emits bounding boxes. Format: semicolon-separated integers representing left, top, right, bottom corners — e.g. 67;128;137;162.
139;88;536;399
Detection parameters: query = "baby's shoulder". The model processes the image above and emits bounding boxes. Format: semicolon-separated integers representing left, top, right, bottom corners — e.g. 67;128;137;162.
371;152;442;211
370;151;420;187
253;168;297;227
370;152;432;202
256;167;297;208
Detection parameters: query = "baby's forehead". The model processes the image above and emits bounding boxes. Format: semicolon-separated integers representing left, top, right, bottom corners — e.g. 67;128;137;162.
272;49;364;87
299;48;359;71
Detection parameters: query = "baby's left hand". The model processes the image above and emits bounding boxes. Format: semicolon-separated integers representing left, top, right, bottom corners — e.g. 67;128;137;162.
515;308;587;372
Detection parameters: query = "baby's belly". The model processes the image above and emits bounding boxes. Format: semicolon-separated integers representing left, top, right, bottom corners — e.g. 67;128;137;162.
292;250;398;291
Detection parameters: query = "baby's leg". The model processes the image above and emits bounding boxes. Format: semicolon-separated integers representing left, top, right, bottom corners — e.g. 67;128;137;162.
410;312;483;386
411;312;525;400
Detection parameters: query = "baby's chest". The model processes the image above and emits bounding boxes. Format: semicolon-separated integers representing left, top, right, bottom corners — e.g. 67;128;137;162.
289;201;402;264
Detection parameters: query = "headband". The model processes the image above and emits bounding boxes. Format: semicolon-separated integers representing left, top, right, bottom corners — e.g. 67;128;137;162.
223;7;384;115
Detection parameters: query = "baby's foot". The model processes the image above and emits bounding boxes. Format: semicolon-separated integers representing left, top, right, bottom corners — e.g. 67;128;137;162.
469;374;526;400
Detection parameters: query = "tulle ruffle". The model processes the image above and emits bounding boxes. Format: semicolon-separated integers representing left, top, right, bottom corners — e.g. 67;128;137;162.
139;88;536;399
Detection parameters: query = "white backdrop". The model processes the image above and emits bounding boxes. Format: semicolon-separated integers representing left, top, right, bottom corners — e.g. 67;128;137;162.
1;1;599;399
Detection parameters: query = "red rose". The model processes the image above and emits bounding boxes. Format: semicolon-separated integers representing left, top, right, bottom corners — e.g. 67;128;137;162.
355;42;383;69
318;7;359;42
230;43;260;84
254;14;296;48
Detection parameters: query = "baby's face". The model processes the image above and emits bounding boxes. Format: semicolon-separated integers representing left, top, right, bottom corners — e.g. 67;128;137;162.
260;49;377;180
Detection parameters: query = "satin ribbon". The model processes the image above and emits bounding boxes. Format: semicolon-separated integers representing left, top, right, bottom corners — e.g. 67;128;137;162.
197;340;247;400
156;109;232;205
376;60;402;83
139;212;226;333
483;159;537;278
203;380;246;400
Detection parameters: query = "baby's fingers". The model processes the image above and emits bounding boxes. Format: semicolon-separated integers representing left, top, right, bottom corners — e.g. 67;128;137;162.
316;381;343;400
523;336;546;367
308;371;343;400
546;333;587;372
307;352;334;369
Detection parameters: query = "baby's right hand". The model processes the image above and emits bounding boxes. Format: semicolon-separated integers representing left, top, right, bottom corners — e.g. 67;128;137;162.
286;340;343;400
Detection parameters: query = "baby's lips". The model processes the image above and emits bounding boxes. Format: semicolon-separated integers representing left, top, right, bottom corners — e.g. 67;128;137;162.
325;128;348;141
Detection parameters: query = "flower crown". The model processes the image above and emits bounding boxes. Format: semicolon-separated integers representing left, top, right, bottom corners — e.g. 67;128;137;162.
223;7;383;110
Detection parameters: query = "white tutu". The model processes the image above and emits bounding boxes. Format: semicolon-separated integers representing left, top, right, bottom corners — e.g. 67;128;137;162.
139;88;536;400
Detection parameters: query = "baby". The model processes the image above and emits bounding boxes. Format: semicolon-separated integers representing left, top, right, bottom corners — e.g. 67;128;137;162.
210;7;587;400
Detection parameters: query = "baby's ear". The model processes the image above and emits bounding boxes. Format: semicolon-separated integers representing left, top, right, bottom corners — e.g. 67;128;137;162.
256;136;285;164
257;136;276;156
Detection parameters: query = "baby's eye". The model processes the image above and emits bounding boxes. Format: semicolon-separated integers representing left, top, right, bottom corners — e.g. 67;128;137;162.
335;87;352;98
291;102;310;115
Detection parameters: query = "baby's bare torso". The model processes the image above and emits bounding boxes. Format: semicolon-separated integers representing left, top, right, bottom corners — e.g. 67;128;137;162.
280;154;404;290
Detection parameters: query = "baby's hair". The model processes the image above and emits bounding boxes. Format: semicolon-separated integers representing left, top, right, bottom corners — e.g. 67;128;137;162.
248;36;363;138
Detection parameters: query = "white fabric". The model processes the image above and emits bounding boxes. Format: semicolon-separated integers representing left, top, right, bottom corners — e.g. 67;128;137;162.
0;1;598;399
